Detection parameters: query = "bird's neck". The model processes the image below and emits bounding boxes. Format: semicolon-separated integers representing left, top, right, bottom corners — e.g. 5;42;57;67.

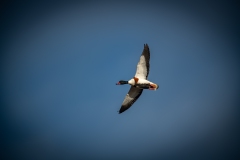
122;81;129;84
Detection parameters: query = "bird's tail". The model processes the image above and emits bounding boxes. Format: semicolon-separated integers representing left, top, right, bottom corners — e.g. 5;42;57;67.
150;83;159;90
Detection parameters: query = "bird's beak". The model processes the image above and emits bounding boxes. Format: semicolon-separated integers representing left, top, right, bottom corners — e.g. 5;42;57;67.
116;82;120;85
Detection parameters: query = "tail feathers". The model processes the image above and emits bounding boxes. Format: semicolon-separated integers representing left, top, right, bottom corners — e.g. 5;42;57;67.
150;83;159;90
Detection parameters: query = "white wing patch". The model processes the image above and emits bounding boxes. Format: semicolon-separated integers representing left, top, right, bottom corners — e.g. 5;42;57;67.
135;55;147;79
135;44;150;79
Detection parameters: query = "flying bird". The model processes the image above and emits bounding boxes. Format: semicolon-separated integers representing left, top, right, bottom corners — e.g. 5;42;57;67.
116;44;159;114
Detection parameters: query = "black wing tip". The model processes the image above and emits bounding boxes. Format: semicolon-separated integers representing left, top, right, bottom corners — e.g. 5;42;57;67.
144;43;149;48
144;44;149;51
118;109;124;114
119;106;129;114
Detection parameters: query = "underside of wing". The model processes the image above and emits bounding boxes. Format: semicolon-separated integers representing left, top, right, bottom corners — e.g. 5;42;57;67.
135;44;150;79
119;86;143;114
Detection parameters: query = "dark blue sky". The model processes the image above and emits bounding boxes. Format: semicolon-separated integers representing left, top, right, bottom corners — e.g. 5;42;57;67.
1;1;240;159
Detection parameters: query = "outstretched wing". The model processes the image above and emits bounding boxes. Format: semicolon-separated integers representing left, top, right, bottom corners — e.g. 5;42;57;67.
135;44;150;79
119;86;143;114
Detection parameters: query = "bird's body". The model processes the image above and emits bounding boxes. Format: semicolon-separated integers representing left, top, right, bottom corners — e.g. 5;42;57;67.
116;44;159;113
128;78;158;90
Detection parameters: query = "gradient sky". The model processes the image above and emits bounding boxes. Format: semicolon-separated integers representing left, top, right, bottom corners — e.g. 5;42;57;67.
1;1;240;159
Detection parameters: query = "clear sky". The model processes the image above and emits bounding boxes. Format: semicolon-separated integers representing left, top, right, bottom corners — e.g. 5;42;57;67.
1;1;240;159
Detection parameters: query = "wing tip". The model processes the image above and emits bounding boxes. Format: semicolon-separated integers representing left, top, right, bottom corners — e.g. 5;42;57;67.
144;43;149;48
119;105;129;114
118;108;124;114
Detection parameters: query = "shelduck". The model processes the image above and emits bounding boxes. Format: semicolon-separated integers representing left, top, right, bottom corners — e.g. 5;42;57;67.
116;44;159;114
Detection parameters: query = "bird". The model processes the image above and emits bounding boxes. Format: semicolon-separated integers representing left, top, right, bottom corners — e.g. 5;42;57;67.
116;44;159;114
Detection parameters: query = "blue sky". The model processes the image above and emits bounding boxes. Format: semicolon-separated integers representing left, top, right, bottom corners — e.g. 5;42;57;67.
1;1;240;159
